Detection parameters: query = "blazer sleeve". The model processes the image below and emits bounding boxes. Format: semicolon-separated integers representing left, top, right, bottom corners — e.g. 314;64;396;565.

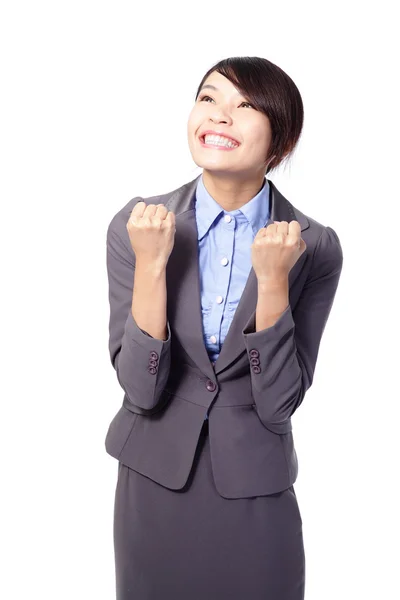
106;208;172;411
242;225;343;426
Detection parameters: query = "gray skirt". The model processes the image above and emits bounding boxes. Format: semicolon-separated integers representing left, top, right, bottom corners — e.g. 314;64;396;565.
113;419;305;599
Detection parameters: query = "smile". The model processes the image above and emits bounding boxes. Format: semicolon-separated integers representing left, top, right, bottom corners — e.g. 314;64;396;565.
200;134;240;150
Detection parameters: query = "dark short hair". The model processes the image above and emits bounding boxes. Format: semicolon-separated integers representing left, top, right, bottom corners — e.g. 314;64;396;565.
195;56;304;174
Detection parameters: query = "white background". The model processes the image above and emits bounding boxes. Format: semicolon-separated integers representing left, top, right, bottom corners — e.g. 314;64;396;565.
1;1;399;598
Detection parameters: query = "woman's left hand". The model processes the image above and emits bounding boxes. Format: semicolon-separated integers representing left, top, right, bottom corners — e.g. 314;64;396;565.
251;220;307;282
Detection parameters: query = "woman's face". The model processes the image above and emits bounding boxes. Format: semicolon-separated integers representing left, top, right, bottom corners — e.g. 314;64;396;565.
187;71;273;178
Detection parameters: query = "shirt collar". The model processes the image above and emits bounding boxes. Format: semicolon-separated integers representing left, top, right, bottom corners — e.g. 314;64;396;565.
195;174;270;241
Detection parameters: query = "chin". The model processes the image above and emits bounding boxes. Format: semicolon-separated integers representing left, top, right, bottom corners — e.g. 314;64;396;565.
191;155;236;170
196;159;230;169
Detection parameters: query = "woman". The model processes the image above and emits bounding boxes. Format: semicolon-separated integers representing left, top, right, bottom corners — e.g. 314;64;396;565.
105;56;343;599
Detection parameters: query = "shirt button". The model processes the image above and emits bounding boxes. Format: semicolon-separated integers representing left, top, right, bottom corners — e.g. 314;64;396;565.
224;215;232;223
220;257;229;266
216;295;223;304
209;335;217;344
206;380;217;392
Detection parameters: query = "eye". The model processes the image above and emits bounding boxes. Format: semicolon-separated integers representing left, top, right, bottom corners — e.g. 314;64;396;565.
199;95;214;103
198;94;254;108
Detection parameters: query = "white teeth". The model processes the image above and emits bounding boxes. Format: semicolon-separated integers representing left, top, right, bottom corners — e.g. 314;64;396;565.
203;134;239;148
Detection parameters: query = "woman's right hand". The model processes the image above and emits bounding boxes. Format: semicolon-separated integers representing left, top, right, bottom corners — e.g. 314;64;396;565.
126;201;176;269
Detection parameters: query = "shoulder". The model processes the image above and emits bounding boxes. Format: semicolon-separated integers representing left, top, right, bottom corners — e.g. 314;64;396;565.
269;179;343;270
293;204;343;279
107;192;161;237
106;178;190;240
106;190;168;262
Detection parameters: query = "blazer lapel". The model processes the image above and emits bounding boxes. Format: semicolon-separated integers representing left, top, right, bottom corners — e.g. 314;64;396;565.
165;175;310;379
213;180;309;375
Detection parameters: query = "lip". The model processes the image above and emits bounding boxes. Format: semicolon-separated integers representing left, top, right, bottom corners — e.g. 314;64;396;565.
199;130;241;146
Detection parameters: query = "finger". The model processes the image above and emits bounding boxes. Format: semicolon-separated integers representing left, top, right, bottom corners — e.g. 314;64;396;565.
275;221;289;234
143;203;159;217
254;226;268;239
131;201;147;218
165;211;176;227
155;204;169;218
288;220;301;239
285;222;301;249
265;222;278;233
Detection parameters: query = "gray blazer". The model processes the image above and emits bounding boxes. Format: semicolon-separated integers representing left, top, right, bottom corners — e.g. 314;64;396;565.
105;174;343;498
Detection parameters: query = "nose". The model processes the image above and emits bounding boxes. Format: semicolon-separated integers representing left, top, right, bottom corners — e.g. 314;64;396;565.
209;116;232;127
209;107;233;125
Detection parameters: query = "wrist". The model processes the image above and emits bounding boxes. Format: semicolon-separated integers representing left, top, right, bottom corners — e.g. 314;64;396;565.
257;274;288;291
135;259;167;278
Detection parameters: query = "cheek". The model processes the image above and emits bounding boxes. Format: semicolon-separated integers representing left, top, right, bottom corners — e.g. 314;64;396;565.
245;124;272;153
189;104;210;126
187;109;202;137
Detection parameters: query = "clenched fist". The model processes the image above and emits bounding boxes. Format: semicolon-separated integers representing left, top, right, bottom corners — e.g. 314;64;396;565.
251;220;307;282
127;201;176;269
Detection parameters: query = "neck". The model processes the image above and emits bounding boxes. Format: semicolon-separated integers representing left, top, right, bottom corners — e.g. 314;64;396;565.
201;169;267;212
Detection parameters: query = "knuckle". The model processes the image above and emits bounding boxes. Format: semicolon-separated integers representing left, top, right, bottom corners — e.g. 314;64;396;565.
286;237;297;245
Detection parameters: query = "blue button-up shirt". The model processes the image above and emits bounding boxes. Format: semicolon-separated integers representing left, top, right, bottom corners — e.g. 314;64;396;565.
195;174;270;419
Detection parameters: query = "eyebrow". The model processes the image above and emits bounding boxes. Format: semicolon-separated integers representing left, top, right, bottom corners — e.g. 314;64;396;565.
200;84;218;92
199;84;242;97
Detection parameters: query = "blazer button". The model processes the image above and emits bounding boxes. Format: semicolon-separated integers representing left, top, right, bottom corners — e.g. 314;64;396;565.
252;365;261;374
149;359;158;367
206;380;217;392
150;351;159;360
249;349;259;358
148;366;158;375
250;357;260;366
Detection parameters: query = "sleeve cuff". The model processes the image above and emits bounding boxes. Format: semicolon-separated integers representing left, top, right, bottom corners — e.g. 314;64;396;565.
242;304;294;340
124;310;172;350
